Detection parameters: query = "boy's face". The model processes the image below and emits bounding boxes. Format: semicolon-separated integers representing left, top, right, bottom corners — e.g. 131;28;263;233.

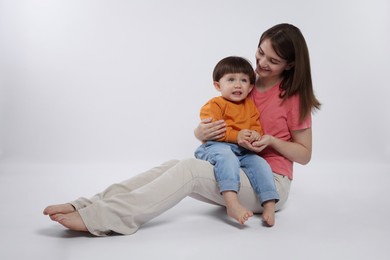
214;73;253;103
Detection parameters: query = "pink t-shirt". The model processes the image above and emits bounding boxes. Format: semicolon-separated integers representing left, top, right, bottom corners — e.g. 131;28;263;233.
250;83;312;180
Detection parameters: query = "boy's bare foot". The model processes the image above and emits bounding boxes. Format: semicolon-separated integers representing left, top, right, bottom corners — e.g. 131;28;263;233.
226;203;253;225
43;203;75;216
223;191;253;224
52;211;88;232
262;200;276;227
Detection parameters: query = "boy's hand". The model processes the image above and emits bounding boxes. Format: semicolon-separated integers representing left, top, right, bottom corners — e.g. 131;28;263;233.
238;130;261;144
248;130;261;143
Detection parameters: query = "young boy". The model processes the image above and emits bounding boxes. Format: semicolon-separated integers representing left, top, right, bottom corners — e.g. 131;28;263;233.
194;56;279;226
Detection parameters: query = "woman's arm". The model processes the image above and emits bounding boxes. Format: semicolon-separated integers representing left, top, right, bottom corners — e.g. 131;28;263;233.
269;128;312;165
194;118;226;142
238;128;312;165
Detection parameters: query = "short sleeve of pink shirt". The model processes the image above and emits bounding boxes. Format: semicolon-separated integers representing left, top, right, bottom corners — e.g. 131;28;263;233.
250;83;312;179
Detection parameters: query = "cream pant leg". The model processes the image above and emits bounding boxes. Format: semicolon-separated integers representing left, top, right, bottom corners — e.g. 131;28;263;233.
71;159;181;209
72;158;291;236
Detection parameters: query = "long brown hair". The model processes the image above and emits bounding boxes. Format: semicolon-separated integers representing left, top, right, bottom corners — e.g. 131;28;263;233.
259;23;321;121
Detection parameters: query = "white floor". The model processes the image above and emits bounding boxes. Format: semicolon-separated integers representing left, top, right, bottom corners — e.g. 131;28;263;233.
0;160;389;260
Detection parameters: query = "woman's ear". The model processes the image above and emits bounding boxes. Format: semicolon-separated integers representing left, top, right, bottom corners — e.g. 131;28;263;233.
213;81;221;92
285;62;294;71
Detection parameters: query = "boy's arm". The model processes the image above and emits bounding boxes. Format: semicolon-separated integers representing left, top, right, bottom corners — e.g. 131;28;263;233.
224;128;240;143
200;99;223;121
236;99;263;144
199;99;229;142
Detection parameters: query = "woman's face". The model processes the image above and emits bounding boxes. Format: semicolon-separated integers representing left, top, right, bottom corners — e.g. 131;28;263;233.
255;38;291;80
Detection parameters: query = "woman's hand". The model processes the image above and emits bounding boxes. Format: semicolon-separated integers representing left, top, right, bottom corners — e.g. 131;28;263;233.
238;134;273;153
251;134;273;151
246;129;312;165
194;118;226;142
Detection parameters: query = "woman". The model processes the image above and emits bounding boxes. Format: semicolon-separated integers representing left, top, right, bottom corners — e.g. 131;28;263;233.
43;23;321;236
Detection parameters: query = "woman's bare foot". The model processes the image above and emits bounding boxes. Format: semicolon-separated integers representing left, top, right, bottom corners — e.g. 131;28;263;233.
223;191;253;224
51;211;88;232
43;203;75;216
43;204;76;221
262;200;276;227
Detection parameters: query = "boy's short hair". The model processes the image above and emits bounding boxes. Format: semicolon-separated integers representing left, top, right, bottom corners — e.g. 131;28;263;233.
213;56;256;84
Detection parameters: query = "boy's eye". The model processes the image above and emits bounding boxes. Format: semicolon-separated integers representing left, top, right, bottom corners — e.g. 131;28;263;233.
227;78;235;81
241;79;248;83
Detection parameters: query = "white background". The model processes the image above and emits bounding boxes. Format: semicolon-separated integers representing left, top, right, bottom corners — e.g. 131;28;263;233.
1;0;389;166
0;1;390;260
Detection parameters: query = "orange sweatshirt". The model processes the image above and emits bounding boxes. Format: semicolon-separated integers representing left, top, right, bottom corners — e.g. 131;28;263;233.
199;96;263;143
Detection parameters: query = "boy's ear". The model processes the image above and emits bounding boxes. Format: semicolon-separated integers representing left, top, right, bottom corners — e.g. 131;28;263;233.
249;84;254;92
213;81;221;92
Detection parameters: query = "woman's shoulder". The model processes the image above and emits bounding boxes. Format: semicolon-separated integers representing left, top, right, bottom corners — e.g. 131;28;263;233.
285;93;301;106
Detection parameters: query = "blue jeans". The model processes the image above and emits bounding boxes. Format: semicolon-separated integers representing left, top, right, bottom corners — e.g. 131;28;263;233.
195;141;279;204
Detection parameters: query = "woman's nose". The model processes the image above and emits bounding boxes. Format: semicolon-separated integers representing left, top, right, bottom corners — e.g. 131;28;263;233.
258;57;267;68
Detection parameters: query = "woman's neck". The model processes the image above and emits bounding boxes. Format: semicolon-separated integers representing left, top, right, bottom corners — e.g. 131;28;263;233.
255;77;282;92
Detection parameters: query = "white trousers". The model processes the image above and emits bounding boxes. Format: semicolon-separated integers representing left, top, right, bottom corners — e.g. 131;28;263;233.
71;158;291;236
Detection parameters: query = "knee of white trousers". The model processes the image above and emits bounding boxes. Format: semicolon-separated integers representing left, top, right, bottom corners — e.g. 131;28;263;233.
274;173;291;212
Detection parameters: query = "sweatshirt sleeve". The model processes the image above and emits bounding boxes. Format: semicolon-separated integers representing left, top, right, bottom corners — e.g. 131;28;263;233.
200;98;223;121
199;98;231;142
224;128;239;143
